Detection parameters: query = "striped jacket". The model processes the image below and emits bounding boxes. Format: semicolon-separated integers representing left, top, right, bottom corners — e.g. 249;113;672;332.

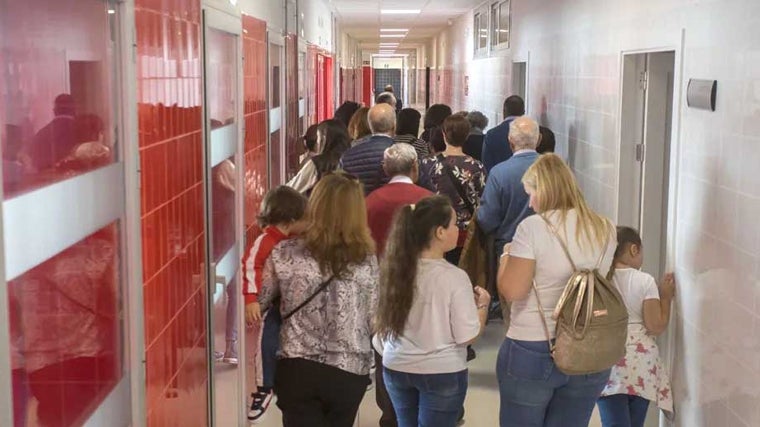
242;226;288;305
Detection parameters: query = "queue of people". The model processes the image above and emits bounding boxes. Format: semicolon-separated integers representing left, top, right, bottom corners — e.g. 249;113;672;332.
241;94;675;427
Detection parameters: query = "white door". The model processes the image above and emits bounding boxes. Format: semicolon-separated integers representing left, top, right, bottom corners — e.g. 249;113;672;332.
0;0;135;426
618;51;675;279
202;6;245;427
618;50;676;427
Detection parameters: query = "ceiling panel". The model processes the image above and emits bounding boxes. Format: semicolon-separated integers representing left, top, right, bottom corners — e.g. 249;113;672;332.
333;0;485;51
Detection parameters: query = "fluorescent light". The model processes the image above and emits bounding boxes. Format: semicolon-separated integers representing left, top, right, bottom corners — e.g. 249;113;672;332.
381;9;420;14
380;29;409;32
107;9;116;14
380;34;405;38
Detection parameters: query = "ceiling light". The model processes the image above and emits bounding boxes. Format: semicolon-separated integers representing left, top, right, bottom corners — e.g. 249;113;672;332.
380;29;409;32
381;9;420;14
380;34;405;38
108;9;116;14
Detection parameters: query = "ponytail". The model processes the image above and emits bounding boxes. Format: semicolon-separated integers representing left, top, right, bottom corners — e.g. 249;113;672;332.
376;196;453;341
607;226;642;280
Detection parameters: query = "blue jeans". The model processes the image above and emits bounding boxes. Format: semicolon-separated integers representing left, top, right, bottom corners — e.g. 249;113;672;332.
261;306;282;389
383;368;467;427
496;338;610;427
597;394;650;427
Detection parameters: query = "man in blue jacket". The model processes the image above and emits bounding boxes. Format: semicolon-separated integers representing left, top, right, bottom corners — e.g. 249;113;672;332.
340;103;396;195
477;116;540;328
481;95;525;173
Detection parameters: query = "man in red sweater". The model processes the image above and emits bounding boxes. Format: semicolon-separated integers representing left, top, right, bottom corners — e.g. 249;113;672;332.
366;142;433;255
365;142;432;427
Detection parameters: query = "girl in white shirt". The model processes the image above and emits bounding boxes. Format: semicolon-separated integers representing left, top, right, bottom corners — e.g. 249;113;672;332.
497;153;617;427
597;226;675;427
374;195;491;427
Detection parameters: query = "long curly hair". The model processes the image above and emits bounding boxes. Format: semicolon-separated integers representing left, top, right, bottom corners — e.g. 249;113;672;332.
375;195;453;341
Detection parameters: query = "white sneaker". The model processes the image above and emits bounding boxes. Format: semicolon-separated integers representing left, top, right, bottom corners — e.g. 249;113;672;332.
247;391;273;423
222;341;238;365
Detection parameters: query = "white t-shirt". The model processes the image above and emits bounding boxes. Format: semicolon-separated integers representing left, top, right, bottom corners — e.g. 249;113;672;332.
377;258;480;374
612;268;660;325
508;209;617;341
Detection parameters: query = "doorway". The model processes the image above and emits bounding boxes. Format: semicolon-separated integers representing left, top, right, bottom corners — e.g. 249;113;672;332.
618;50;676;427
512;61;527;105
268;32;286;187
618;51;675;279
202;7;244;426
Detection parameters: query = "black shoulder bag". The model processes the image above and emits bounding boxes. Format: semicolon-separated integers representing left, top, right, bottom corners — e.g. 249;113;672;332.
436;154;475;215
281;276;336;320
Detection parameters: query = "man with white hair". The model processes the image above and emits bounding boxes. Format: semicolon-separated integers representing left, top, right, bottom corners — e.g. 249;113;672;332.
365;142;432;427
477;116;540;329
340;103;397;195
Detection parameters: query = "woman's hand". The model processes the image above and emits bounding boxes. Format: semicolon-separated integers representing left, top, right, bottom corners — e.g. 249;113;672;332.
473;286;491;308
660;273;676;300
245;302;262;327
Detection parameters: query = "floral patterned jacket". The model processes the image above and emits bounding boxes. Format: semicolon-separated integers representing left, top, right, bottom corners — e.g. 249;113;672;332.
420;154;486;230
259;238;379;376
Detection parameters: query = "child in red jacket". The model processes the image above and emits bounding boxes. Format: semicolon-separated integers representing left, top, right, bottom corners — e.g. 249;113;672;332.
243;186;307;423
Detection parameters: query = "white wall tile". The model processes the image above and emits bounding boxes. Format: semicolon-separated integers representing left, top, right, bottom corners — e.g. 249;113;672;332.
428;0;760;425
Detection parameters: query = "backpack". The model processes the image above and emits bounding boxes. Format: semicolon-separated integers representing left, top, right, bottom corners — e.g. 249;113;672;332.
533;215;628;375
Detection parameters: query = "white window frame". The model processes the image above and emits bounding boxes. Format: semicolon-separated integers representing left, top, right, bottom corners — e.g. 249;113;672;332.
490;0;511;51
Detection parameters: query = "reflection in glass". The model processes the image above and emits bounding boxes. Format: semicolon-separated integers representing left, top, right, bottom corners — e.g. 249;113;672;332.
8;223;122;427
207;29;237;129
1;0;118;198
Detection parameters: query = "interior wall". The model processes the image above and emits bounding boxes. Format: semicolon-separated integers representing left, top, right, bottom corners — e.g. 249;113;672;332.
134;1;209;425
430;1;760;426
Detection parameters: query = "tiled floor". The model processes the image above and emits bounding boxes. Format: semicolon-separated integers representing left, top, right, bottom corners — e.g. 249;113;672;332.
238;321;606;427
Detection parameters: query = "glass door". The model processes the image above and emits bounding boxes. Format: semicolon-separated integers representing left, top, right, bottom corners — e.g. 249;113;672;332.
0;0;133;426
202;7;244;427
267;33;286;187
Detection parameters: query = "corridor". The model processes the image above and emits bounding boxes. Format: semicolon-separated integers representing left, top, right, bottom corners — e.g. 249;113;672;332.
1;0;759;427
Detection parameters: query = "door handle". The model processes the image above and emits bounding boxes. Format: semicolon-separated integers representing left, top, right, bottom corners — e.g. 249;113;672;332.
635;143;646;162
210;262;227;286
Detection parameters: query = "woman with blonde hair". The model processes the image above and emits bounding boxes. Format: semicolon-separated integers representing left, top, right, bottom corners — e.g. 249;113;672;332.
496;153;617;427
259;172;378;426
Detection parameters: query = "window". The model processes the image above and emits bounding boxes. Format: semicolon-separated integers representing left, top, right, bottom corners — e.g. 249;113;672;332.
473;12;485;54
491;0;510;48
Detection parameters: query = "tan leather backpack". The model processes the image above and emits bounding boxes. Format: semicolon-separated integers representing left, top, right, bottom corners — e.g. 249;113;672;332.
533;216;628;375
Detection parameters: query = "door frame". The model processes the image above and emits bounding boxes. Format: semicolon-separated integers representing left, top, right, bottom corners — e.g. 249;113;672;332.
511;51;530;115
615;41;684;274
614;34;685;427
267;31;286;187
201;5;245;426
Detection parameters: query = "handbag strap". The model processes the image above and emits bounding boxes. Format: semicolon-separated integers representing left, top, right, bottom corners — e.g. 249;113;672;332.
282;275;335;320
532;281;555;354
437;154;476;215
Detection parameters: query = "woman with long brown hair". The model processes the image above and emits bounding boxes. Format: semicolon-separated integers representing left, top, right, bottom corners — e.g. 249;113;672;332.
259;172;377;427
374;195;490;427
496;153;617;427
348;106;371;142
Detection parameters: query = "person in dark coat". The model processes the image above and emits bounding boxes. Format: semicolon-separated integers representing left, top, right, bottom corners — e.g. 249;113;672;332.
339;104;396;195
463;111;489;161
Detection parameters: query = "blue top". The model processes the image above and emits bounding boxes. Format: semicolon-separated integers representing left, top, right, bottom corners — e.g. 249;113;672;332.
477;151;539;248
339;134;394;195
481;116;517;173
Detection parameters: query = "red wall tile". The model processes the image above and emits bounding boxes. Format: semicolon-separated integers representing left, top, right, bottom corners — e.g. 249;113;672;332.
136;0;208;425
242;15;269;246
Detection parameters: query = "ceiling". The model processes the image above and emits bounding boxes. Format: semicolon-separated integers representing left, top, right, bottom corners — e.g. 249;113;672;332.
330;0;483;53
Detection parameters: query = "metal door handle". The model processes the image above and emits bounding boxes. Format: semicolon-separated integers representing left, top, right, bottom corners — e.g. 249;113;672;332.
210;262;227;285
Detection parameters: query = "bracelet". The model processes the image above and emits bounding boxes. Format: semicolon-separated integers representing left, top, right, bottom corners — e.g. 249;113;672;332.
477;304;488;310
